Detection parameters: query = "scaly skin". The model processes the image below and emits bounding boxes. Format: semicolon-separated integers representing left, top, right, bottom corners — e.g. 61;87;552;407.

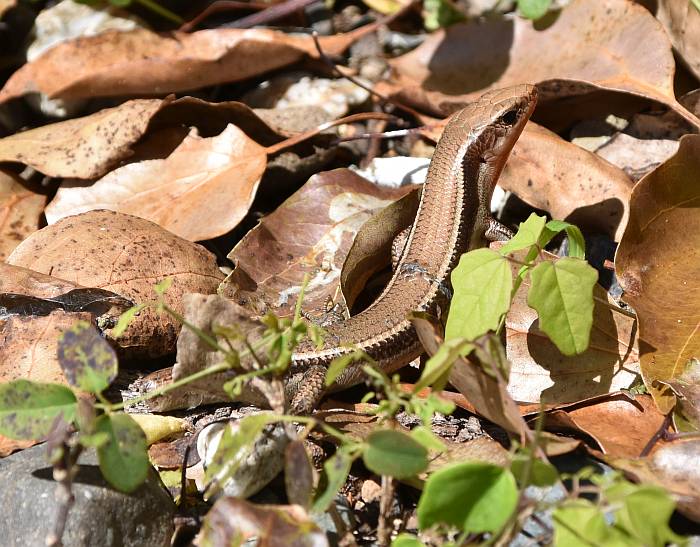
289;85;538;410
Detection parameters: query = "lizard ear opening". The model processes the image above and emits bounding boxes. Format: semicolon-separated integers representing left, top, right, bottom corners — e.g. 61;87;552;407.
502;108;518;126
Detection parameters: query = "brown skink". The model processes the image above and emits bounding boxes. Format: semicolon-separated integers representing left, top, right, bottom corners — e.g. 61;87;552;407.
288;84;538;408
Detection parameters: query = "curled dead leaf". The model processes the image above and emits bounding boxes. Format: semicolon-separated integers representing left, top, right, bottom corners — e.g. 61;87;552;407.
0;27;365;104
615;134;700;413
6;210;224;360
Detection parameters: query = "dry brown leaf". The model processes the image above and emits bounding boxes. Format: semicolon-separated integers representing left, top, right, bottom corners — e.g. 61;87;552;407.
222;168;415;318
657;0;700;81
386;0;696;124
615;135;700;413
0;27;365;104
6;210;224;360
542;394;663;458
0;263;82;297
594;132;679;182
198;498;325;547
0;309;93;384
45;125;267;241
500;122;633;241
0;0;15;18
0;169;45;260
0;98;169;179
0;435;35;458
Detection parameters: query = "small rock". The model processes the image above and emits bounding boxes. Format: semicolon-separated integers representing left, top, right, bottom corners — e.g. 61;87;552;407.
0;443;175;547
361;479;382;503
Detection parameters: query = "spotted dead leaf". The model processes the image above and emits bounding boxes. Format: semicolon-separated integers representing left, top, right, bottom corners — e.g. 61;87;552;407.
222;168;416;318
0;169;45;260
386;0;696;124
7;210;224;360
500;122;633;241
657;0;700;81
615;135;700;413
542;394;664;458
45;125;267;241
57;320;118;394
0;99;169;179
0;26;368;104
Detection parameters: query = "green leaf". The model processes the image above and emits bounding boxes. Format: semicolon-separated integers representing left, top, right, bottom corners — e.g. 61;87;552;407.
510;452;558;487
544;220;586;259
363;430;428;479
154;277;173;296
414;337;472;392
57;320;118;394
692;0;700;13
111;303;147;338
606;483;685;546
312;448;354;513
552;499;633;547
517;0;552;20
410;425;446;452
498;213;547;255
417;462;517;533
0;380;77;440
445;249;512;342
422;0;465;30
392;534;425;547
527;258;597;355
96;413;149;493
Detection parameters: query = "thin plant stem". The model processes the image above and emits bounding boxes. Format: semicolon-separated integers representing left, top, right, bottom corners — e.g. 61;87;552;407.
135;0;184;24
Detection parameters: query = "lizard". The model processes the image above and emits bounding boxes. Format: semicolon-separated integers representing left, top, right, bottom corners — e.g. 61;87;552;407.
286;84;538;412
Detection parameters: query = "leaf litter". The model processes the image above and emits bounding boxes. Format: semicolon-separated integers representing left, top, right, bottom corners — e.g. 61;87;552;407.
1;0;700;543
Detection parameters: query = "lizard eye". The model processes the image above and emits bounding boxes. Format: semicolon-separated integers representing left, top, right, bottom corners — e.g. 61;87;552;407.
502;108;518;125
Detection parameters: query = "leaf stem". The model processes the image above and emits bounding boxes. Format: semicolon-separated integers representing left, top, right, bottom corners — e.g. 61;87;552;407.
134;0;184;24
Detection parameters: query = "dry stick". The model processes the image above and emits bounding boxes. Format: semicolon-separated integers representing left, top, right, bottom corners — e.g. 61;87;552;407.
639;411;673;457
224;0;319;29
263;111;399;155
179;1;270;32
377;474;396;546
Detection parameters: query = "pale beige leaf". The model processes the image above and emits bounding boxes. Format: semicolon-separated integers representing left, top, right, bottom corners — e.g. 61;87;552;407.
45;124;267;241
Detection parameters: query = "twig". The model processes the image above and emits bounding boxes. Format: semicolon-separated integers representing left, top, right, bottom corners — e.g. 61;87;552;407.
377;474;395;546
223;0;318;29
264;111;399;155
179;1;270;32
45;419;83;547
639;412;673;456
